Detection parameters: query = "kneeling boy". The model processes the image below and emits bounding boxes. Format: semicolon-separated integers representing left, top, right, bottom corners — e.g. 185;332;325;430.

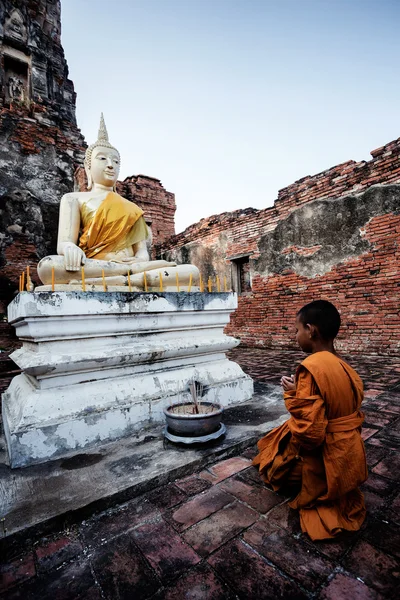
253;300;368;540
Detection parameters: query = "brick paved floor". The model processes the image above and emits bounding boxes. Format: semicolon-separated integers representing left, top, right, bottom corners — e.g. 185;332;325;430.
1;348;400;599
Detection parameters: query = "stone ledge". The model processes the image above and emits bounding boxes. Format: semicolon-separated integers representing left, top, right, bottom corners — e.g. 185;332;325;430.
0;383;285;543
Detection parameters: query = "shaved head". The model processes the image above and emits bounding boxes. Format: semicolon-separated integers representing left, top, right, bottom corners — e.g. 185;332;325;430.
297;300;341;340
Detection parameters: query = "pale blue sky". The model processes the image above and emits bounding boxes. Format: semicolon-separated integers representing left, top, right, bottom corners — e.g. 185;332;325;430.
61;0;400;232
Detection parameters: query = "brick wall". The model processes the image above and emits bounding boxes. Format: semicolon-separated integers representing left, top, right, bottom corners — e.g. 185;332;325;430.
225;208;400;355
118;175;176;251
158;139;400;355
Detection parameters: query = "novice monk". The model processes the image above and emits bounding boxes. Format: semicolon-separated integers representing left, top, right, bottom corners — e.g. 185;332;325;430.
253;300;368;541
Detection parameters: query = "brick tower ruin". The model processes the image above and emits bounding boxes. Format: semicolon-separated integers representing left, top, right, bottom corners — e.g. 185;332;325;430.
0;0;86;343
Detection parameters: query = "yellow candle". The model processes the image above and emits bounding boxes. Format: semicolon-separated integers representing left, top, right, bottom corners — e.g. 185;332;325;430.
159;272;163;292
21;271;25;291
208;277;212;292
19;274;22;292
144;271;148;292
224;276;228;292
188;274;192;292
176;272;180;292
26;266;30;291
199;274;204;293
216;276;220;292
127;270;132;292
51;267;55;291
102;269;107;292
81;267;86;291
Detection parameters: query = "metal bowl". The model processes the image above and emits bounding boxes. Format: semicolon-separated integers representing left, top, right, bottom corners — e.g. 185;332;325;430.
163;402;223;437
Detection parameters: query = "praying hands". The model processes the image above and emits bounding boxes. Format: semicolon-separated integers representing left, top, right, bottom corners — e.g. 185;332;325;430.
281;374;295;391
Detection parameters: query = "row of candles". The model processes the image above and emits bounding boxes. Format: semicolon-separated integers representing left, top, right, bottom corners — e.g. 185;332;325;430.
19;267;231;293
18;266;32;292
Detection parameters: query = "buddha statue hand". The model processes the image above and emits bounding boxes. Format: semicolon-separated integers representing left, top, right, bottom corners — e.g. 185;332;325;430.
62;242;87;272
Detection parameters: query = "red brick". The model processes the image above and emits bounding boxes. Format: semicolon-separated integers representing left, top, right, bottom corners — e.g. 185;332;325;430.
319;573;381;600
165;487;232;531
265;500;302;535
174;475;212;496
80;496;160;547
361;427;379;441
365;445;388;467
363;412;395;428
343;539;400;595
131;518;200;583
363;489;387;513
199;456;252;484
155;562;236;600
35;535;83;572
13;558;102;599
218;477;281;513
91;534;160;598
367;432;400;452
372;454;400;480
243;519;335;591
145;483;186;510
208;539;307;599
361;517;400;558
182;501;258;556
0;552;35;593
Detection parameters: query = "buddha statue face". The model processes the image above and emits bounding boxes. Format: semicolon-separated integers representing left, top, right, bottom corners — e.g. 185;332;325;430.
89;146;120;188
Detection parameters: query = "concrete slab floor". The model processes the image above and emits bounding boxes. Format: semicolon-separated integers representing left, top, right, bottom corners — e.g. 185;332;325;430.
0;382;285;540
1;348;400;599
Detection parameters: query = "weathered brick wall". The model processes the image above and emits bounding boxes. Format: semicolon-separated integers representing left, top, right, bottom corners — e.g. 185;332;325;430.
225;187;400;355
276;138;400;213
118;175;176;251
158;140;400;355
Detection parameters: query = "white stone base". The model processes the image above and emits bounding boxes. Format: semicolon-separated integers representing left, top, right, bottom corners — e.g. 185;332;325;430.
2;292;253;467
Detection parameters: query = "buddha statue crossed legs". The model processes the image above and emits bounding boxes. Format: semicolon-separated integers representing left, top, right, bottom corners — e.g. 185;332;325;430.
37;115;199;291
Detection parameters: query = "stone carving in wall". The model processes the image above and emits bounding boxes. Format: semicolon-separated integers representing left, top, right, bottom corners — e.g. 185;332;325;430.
3;50;29;104
4;9;27;44
7;75;25;102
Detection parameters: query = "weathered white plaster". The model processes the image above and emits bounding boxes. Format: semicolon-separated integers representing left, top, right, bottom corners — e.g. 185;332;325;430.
2;292;253;467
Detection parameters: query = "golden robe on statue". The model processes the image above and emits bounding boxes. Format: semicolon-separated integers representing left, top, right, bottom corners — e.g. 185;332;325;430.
79;192;148;260
253;351;368;540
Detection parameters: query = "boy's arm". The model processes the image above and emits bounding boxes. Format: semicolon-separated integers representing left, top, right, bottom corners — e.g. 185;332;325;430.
284;367;328;450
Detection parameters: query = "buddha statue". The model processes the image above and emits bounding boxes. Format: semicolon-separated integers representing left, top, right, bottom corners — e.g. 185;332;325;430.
37;115;199;291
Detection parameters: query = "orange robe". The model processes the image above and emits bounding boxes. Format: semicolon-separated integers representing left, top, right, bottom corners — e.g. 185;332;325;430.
79;192;148;260
253;351;368;540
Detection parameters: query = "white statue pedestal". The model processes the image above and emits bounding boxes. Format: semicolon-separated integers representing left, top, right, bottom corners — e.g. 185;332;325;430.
2;291;253;468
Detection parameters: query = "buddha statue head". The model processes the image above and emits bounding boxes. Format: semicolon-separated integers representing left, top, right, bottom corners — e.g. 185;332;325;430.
84;114;121;190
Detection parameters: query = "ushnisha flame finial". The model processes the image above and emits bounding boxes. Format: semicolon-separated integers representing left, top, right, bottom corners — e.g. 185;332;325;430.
98;112;109;143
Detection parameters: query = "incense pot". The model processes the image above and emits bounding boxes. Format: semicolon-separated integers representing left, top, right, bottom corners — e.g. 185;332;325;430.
164;401;223;437
164;379;224;441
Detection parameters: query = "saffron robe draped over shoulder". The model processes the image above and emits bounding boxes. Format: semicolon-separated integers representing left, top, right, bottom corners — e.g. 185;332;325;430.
253;351;368;540
79;192;148;260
